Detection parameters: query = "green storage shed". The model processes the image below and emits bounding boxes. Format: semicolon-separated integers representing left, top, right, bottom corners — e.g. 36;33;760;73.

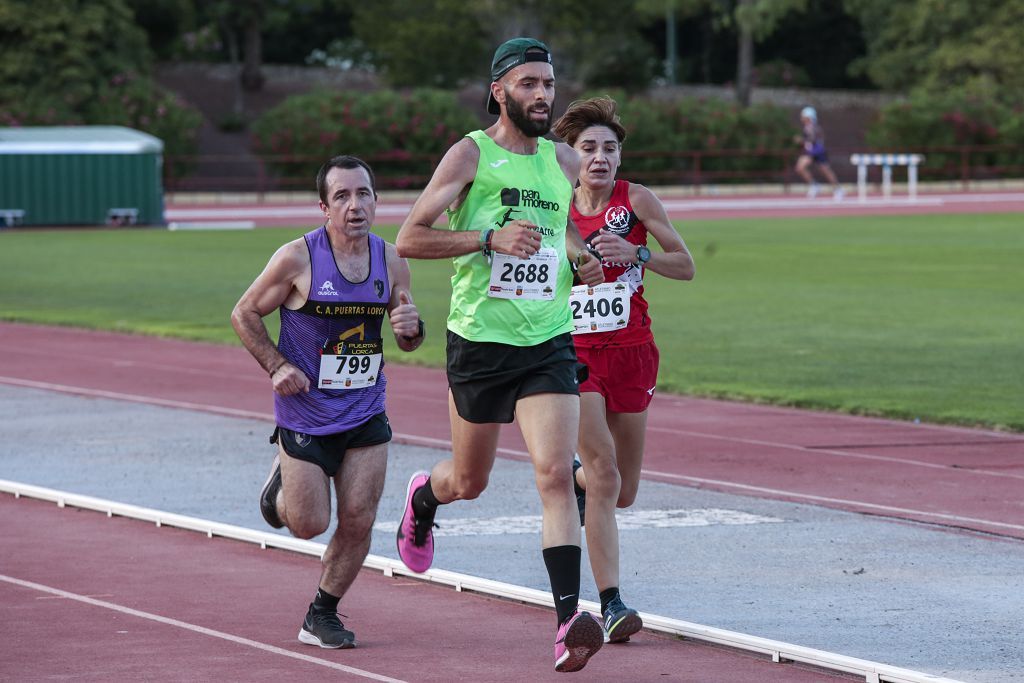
0;126;165;227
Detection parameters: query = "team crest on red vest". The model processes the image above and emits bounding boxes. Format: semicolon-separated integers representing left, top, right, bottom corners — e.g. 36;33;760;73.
604;206;631;234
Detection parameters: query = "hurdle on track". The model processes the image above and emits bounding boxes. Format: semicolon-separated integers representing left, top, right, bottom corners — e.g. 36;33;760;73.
849;153;925;202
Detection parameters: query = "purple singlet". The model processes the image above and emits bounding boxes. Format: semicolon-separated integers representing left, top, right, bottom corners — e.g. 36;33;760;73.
274;226;390;435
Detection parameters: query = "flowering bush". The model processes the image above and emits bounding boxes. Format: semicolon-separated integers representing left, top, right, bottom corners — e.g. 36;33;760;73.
0;73;201;167
600;94;794;183
252;88;478;188
866;92;1020;176
752;60;812;88
86;74;202;161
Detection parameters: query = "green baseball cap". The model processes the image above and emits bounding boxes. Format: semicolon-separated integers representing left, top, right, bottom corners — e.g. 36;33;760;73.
485;37;552;115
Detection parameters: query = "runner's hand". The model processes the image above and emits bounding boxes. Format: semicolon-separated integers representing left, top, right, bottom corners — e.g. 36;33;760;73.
575;249;604;286
491;221;543;260
272;362;309;396
390;291;420;339
590;229;637;264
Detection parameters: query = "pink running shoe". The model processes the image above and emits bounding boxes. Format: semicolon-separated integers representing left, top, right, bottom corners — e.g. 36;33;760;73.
554;610;604;672
396;471;434;573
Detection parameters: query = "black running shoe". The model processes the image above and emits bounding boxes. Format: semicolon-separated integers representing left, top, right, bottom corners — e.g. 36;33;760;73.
602;598;643;644
572;456;586;527
298;606;356;649
260;455;284;529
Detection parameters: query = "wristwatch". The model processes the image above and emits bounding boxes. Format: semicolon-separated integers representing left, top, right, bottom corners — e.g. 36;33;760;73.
636;245;651;265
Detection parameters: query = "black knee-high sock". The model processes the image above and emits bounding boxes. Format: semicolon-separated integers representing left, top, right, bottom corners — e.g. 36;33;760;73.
543;545;582;625
412;477;440;520
312;587;340;613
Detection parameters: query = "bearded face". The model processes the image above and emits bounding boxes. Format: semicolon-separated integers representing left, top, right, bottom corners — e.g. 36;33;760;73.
504;86;553;138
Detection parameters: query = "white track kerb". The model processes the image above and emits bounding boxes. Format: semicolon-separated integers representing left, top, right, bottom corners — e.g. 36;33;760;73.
0;479;963;683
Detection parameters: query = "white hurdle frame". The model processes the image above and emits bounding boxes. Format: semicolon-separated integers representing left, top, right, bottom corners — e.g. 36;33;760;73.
850;153;925;202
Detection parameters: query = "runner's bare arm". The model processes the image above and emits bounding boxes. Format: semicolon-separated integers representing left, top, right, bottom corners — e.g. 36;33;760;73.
396;138;545;259
554;143;602;285
395;139;484;259
628;183;695;281
565;216;604;286
385;242;424;352
230;239;311;395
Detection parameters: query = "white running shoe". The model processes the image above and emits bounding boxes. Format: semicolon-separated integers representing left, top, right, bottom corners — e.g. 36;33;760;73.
807;183;820;199
833;187;845;201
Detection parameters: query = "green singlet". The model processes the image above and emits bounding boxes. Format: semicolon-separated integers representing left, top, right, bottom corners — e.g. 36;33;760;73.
446;130;574;345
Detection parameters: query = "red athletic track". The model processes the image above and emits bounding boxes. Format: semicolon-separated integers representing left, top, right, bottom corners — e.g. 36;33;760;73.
1;321;1022;539
162;190;1024;226
1;495;850;682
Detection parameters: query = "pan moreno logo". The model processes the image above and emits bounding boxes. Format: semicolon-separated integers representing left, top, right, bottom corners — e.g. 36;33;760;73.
500;187;560;212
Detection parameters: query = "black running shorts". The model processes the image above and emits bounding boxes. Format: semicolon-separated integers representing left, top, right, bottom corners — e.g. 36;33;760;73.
446;330;581;424
271;411;392;477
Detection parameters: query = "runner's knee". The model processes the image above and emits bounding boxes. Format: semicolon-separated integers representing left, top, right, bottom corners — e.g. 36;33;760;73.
289;516;330;540
533;459;574;496
585;456;621;499
617;482;639;508
336;504;377;540
450;472;489;500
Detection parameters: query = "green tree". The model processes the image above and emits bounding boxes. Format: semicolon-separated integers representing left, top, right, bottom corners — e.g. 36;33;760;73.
846;0;1024;100
350;0;489;88
350;0;657;90
0;0;151;115
0;0;200;158
638;0;807;105
471;0;658;90
124;0;197;60
733;0;808;105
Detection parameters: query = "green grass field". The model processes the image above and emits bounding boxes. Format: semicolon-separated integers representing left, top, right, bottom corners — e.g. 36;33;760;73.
2;213;1021;430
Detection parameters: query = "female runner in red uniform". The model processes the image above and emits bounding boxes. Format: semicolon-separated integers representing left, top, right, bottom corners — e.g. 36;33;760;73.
553;97;695;643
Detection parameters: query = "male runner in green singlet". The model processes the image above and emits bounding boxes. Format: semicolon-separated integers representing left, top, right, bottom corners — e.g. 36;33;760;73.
393;38;606;673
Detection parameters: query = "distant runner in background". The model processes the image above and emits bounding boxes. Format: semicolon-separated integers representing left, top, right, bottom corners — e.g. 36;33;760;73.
553;96;695;645
795;106;844;200
231;155;424;650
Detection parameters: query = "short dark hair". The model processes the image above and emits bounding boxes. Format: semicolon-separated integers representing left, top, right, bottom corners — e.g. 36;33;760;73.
552;97;627;147
316;155;377;203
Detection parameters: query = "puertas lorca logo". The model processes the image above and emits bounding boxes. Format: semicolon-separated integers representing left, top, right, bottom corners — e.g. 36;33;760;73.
604;206;632;234
374;278;385;299
318;280;338;297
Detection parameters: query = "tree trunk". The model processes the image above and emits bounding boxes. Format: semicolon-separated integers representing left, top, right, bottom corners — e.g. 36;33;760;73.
220;20;245;117
735;0;754;108
665;4;677;85
701;15;713;84
241;16;264;92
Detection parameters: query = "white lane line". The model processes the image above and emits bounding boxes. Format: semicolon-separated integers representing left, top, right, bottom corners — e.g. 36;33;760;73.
0;351;452;406
167;221;254;230
0;573;405;683
373;508;784;537
661;197;945;211
3;374;1012;479
0;377;272;421
646;425;1024;481
641;469;1024;533
1;483;961;683
2;377;1019;534
164;206;412;219
655;395;1019;440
